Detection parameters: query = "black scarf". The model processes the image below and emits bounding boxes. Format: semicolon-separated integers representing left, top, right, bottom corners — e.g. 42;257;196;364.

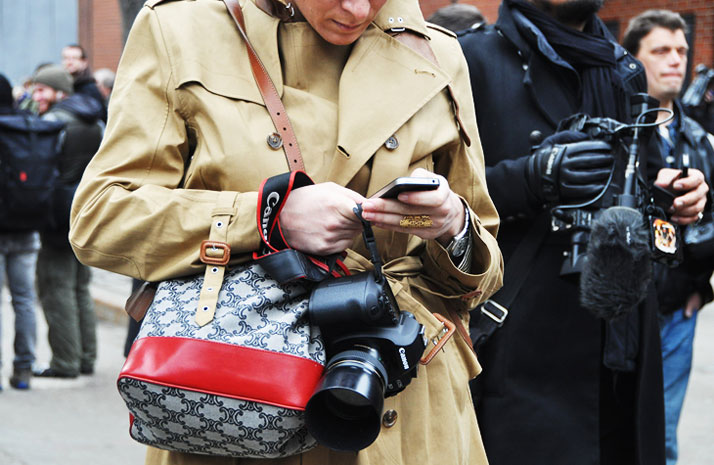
507;0;628;122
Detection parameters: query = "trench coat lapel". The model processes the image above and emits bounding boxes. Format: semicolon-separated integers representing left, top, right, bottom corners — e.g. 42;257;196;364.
241;0;450;187
326;27;451;186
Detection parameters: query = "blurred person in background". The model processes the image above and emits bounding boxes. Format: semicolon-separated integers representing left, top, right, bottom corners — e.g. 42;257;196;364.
61;44;107;122
428;3;486;33
0;73;40;390
31;65;104;379
93;68;115;103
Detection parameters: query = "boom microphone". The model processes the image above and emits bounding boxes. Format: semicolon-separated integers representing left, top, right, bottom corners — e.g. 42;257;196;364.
580;206;652;320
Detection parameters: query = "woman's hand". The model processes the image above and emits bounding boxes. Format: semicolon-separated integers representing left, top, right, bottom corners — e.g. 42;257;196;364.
279;182;366;255
655;168;709;225
359;168;465;245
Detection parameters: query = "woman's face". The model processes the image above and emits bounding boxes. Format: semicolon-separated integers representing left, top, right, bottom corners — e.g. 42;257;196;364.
294;0;388;45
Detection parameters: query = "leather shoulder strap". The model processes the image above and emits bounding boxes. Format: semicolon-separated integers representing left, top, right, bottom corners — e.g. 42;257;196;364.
222;0;305;172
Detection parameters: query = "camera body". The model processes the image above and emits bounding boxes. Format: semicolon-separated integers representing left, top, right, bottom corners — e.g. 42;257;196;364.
309;271;425;396
304;206;427;452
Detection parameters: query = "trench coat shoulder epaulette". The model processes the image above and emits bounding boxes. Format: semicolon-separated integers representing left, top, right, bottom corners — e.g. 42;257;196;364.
426;22;457;39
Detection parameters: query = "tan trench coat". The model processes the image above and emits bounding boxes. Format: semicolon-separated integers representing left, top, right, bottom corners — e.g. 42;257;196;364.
69;0;503;464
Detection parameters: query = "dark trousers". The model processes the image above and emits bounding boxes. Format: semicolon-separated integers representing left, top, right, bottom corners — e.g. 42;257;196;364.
37;245;96;375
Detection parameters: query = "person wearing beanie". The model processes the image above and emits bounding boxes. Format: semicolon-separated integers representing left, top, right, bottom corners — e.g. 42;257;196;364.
31;64;105;379
31;65;74;114
0;73;41;390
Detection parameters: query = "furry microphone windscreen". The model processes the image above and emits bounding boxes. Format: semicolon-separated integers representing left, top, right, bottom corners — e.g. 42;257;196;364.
580;206;652;320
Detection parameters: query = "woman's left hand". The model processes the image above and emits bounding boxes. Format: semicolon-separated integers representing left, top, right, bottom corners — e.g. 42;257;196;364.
359;168;466;246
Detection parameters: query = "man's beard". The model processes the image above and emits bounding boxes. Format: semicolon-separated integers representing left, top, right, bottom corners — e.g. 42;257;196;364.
531;0;604;26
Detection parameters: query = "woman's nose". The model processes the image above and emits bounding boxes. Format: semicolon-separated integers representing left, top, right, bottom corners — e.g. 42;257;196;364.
341;0;371;21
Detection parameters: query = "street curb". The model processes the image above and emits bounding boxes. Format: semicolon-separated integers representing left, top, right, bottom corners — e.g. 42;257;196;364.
94;296;128;324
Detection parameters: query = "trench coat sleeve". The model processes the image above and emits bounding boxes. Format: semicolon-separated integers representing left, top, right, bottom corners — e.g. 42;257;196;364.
422;41;503;309
68;6;261;282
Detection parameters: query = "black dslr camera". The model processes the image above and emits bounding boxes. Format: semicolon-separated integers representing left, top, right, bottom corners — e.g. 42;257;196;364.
305;205;426;452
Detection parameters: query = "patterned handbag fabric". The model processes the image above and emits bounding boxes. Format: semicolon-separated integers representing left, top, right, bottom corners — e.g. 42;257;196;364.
118;262;326;458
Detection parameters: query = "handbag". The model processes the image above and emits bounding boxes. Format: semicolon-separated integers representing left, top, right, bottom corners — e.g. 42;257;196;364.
118;0;330;457
118;260;325;458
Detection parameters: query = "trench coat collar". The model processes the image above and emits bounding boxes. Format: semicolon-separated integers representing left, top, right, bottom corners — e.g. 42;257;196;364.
244;0;450;186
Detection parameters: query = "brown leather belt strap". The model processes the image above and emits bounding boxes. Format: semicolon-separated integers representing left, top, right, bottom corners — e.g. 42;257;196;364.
222;0;305;172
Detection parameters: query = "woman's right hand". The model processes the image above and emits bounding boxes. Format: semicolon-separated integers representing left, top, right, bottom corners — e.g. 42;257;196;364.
278;182;366;255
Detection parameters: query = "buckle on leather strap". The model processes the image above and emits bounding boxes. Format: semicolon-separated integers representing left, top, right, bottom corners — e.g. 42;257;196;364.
199;241;231;266
420;313;456;366
481;299;508;326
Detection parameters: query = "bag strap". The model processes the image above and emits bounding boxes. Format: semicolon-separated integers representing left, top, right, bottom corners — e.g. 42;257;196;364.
222;0;304;172
470;212;549;351
196;192;237;325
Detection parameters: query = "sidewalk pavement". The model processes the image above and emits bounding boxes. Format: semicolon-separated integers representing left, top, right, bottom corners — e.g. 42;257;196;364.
1;268;713;464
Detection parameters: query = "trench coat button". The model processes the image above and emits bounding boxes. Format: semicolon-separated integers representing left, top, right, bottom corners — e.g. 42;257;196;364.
382;409;398;428
388;17;395;24
267;133;283;150
385;135;399;150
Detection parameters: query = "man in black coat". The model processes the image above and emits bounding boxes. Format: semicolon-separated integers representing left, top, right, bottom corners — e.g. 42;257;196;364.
623;10;714;465
458;1;708;464
61;44;107;123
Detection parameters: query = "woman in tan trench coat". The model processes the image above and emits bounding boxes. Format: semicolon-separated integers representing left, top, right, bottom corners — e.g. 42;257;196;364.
69;0;503;463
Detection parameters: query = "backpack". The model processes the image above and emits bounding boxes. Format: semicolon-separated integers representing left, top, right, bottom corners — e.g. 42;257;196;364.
0;113;65;231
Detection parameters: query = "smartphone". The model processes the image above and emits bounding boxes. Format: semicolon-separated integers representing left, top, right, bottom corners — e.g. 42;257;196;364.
371;177;440;199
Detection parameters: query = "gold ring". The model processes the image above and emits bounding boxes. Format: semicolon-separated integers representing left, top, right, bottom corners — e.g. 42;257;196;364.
399;215;433;228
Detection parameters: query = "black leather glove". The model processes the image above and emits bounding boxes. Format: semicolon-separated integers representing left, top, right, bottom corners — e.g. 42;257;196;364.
526;131;614;204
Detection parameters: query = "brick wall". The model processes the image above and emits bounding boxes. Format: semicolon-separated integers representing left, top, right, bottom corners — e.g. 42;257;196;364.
419;0;714;74
78;0;123;72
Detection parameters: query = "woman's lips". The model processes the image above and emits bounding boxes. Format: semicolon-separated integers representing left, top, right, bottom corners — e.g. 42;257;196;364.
332;20;361;32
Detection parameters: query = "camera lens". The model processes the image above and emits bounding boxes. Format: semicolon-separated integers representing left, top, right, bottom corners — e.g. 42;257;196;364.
305;349;388;451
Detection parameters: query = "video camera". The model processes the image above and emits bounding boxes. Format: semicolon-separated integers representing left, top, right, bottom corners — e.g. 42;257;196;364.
682;64;714;109
682;64;714;134
545;94;680;319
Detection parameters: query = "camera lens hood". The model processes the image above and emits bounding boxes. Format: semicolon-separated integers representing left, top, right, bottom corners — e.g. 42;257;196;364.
305;349;387;451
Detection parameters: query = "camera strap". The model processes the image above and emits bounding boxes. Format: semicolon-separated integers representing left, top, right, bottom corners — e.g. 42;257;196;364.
254;171;349;283
470;212;549;352
353;204;385;282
